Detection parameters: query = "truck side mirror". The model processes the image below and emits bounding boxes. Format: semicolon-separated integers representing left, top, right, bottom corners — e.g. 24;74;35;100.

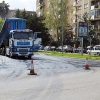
33;36;35;41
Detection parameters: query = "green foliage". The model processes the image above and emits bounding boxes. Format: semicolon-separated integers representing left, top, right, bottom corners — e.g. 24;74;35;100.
0;17;4;30
43;0;72;41
50;41;58;46
36;51;100;60
79;12;100;46
26;14;51;45
0;0;9;18
14;9;28;19
15;9;51;45
63;27;74;46
14;9;21;18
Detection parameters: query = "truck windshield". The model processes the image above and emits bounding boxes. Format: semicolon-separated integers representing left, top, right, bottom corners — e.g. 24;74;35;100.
13;32;33;39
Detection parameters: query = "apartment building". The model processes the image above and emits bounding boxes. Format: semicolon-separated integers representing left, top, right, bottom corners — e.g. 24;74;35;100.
36;0;59;41
36;0;100;39
36;0;47;16
0;9;36;19
71;0;100;36
90;0;100;37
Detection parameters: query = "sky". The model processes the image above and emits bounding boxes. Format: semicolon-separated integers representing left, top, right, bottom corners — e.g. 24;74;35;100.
3;0;36;11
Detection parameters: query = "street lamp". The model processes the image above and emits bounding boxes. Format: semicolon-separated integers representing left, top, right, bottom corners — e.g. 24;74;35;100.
61;0;64;54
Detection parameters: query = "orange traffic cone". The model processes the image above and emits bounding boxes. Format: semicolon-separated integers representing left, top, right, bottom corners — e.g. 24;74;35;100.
29;60;37;75
84;57;89;69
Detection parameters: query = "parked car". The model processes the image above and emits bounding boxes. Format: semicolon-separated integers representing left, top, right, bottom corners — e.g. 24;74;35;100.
73;47;87;53
50;46;56;51
44;46;51;51
63;45;73;53
87;45;100;55
39;45;44;50
86;46;93;53
56;46;62;52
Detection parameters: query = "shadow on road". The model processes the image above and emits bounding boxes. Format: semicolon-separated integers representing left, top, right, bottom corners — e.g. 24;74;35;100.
5;55;46;60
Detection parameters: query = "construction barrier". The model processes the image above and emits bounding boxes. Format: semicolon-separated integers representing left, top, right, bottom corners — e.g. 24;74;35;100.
28;59;37;75
84;57;90;70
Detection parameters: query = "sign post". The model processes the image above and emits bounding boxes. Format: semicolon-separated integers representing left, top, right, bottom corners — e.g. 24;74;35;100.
77;22;88;55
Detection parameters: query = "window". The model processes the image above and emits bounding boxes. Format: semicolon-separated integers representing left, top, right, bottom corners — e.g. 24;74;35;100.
91;10;95;16
78;14;82;19
91;10;100;18
76;0;82;3
76;0;79;4
78;6;82;10
13;32;33;39
37;33;41;38
84;3;88;9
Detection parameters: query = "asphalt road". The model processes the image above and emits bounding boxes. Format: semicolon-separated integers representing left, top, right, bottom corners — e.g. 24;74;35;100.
0;54;100;100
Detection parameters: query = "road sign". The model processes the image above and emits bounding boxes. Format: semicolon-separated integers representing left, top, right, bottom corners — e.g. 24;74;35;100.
77;22;88;37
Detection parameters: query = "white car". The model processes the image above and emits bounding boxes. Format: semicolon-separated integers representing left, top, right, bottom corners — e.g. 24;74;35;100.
87;45;100;55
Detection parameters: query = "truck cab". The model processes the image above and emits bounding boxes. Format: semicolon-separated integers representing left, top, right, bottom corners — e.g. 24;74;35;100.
0;18;41;57
6;29;34;58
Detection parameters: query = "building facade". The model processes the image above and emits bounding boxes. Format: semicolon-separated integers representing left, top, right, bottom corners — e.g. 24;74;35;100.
36;0;47;16
0;9;36;19
71;0;100;36
36;0;100;40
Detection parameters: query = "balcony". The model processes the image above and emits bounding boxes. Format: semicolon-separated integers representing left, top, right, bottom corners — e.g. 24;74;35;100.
97;25;100;30
91;5;100;10
94;25;100;33
91;0;99;1
91;15;100;20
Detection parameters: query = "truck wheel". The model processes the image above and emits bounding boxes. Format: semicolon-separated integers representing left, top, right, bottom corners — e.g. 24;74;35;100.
5;48;7;56
9;51;13;58
9;52;12;58
28;56;32;59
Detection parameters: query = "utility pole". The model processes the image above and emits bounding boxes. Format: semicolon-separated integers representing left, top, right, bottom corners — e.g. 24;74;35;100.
61;0;64;54
81;37;83;55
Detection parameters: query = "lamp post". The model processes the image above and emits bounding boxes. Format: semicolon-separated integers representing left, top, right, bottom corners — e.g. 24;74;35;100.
61;0;64;54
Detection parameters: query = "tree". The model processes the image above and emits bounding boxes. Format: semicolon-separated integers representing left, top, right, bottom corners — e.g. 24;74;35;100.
15;9;51;45
26;14;51;45
0;17;4;30
79;12;100;46
43;0;72;42
14;9;21;18
63;26;75;46
14;9;28;19
0;0;9;18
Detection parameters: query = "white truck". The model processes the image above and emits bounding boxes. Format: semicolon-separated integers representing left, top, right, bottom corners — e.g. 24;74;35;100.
5;29;34;58
0;18;41;58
